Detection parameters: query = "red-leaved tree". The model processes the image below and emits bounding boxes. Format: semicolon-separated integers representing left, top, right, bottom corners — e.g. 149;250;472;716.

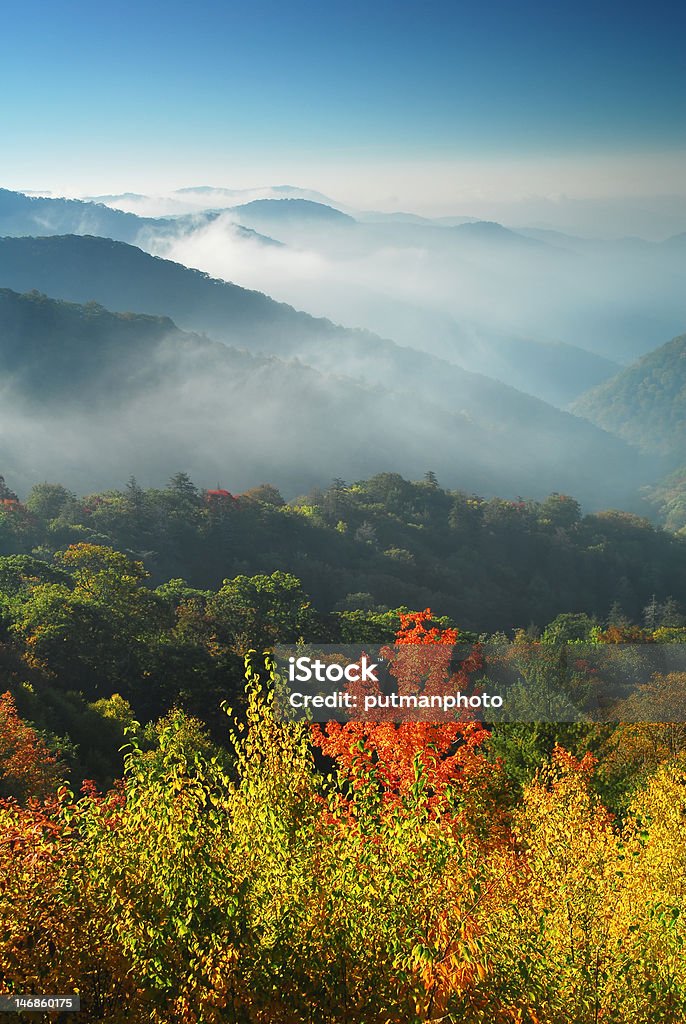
0;691;63;801
313;610;500;818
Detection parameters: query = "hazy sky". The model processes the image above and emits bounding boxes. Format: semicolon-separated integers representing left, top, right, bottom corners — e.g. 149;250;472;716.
2;0;685;213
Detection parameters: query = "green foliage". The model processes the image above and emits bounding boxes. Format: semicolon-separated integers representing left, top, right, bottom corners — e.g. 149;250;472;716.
208;571;319;653
25;482;76;521
542;611;597;644
4;471;686;634
573;331;686;457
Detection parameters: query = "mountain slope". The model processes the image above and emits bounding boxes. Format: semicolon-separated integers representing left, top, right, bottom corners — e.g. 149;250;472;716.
0;287;630;503
572;332;686;457
0;236;643;505
0;233;341;344
0;287;489;495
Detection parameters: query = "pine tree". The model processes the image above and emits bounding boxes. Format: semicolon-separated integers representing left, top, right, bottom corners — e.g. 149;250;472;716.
643;594;660;631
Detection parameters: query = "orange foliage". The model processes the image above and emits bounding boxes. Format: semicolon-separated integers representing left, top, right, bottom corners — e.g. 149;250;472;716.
0;692;62;801
595;624;654;644
313;610;497;810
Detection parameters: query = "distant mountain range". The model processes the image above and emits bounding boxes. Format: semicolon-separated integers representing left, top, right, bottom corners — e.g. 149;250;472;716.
82;184;344;216
0;186;560;254
4;186;684;369
13;185;685;251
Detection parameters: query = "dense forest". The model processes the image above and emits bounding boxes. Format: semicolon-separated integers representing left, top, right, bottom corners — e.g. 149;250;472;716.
1;470;684;634
1;467;686;789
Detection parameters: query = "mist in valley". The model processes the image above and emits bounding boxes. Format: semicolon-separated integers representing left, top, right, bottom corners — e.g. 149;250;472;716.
141;195;686;377
0;278;648;511
0;184;683;510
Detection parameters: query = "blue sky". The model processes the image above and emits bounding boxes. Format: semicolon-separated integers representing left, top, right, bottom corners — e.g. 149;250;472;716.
2;0;685;207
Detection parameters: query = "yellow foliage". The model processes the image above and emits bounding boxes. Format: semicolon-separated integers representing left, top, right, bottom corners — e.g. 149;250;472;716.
2;674;686;1022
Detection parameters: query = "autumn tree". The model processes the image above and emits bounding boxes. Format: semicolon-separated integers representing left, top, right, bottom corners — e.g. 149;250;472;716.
0;691;63;800
313;609;502;825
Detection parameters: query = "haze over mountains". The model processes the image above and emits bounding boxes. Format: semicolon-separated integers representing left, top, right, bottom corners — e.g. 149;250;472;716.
83;185;343;218
3;185;685;372
2;287;476;495
0;183;683;510
141;193;686;368
0;253;640;505
0;230;607;415
0;187;279;250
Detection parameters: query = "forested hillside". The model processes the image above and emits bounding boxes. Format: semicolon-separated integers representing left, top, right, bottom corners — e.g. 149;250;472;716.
1;465;685;791
646;466;686;532
1;471;682;634
573;331;686;457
